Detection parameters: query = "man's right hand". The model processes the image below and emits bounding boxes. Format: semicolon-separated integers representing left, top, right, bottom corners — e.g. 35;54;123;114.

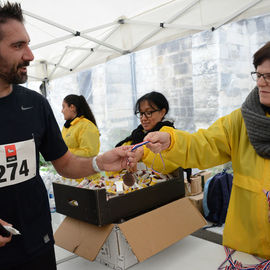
0;219;12;247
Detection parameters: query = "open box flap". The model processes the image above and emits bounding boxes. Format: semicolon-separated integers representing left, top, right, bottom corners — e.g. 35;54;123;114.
118;197;207;262
54;217;114;261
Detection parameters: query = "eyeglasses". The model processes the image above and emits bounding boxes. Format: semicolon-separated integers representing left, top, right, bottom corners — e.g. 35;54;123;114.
251;72;270;84
135;110;160;118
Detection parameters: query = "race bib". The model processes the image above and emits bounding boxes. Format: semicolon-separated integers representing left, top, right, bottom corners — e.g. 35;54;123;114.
0;138;36;187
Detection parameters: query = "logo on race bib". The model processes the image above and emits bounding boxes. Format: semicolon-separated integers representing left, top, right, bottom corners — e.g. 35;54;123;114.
5;145;17;162
0;139;36;187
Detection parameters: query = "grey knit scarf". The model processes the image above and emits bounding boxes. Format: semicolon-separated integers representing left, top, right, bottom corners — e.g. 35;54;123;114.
241;87;270;159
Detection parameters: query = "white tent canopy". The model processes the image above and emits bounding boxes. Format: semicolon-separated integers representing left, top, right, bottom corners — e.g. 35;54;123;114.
12;0;270;82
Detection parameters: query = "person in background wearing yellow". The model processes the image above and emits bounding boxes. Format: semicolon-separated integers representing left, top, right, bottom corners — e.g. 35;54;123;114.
133;42;270;259
62;94;100;182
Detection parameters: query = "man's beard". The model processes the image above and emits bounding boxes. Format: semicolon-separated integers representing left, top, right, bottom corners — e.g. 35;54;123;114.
0;61;29;84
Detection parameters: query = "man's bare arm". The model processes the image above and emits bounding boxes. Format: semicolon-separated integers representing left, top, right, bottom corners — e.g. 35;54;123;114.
51;146;136;178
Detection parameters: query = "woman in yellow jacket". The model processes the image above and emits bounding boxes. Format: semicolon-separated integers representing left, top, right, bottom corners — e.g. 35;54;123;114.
134;42;270;259
61;94;100;182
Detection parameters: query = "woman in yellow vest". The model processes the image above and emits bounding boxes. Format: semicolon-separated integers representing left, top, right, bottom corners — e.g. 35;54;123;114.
61;94;100;182
133;41;270;259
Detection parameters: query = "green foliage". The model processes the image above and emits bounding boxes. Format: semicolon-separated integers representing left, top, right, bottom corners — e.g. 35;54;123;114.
39;153;49;167
207;161;233;176
39;154;56;174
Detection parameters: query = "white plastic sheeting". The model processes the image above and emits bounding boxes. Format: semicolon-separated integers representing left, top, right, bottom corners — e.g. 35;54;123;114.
41;11;270;153
9;0;270;81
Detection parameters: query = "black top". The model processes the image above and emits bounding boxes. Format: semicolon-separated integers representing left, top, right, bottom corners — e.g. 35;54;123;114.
115;120;175;147
261;104;270;114
0;85;68;268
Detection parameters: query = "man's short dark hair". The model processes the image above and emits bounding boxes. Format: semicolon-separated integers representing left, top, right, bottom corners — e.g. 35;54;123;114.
0;1;23;23
0;1;23;40
253;41;270;69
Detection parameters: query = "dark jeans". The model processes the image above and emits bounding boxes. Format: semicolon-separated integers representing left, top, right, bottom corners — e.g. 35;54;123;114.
3;245;57;270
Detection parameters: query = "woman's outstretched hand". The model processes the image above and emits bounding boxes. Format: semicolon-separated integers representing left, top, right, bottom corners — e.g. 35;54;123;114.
144;131;171;153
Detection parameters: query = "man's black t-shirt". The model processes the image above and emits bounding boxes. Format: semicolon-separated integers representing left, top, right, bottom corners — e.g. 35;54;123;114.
0;85;68;267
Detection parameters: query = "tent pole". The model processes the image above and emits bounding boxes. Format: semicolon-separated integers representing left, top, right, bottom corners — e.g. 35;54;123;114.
23;10;77;34
66;46;113;53
48;48;69;79
80;33;124;54
31;21;118;50
130;53;139;128
80;21;119;34
30;61;70;72
31;34;74;50
68;47;116;53
39;80;48;98
31;26;123;76
41;61;49;80
24;10;124;54
46;62;71;71
125;19;208;31
129;0;200;52
66;47;95;51
212;0;262;30
71;24;122;71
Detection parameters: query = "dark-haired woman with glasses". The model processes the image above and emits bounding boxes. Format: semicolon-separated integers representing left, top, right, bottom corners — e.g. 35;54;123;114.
115;91;181;174
116;91;174;146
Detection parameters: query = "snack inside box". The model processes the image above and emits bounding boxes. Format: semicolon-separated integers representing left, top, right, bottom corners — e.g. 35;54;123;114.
53;168;185;226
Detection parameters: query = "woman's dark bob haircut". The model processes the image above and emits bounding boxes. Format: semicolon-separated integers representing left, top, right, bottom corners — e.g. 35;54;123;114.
134;91;169;115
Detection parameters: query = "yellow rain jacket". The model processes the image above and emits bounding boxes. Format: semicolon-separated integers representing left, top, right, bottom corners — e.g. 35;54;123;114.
142;126;181;174
142;109;270;259
62;116;100;181
107;126;181;176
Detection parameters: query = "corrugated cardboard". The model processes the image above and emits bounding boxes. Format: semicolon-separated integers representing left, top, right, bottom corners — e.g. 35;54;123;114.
189;192;204;215
199;170;212;186
185;170;212;196
185;176;202;195
54;217;113;260
54;197;207;269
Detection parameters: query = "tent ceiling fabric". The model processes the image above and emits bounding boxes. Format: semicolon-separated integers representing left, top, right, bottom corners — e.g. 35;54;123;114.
11;0;270;81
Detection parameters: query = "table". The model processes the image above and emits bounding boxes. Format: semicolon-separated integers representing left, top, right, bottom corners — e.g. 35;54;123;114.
55;235;260;270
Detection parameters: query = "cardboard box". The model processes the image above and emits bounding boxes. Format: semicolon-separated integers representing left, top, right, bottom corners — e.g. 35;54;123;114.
54;197;207;269
185;177;202;196
53;173;185;226
199;170;212;186
185;170;211;196
189;192;204;215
